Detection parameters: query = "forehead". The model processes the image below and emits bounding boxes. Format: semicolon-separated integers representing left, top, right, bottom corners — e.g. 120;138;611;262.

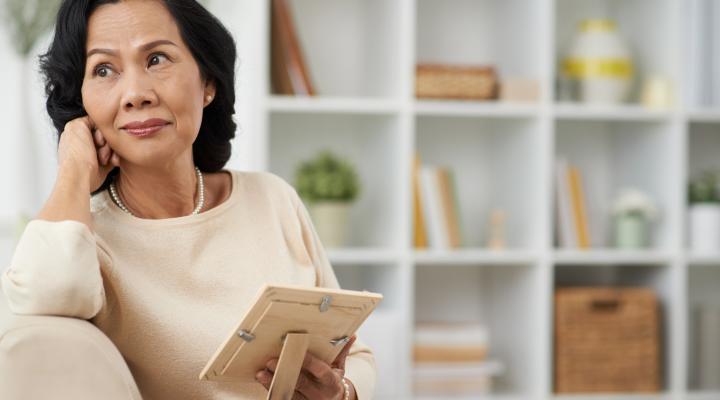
86;0;182;50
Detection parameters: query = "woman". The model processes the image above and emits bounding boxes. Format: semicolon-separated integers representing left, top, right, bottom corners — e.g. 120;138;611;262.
1;0;376;399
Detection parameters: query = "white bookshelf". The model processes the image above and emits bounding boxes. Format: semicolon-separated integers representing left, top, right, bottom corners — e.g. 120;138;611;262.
228;0;720;398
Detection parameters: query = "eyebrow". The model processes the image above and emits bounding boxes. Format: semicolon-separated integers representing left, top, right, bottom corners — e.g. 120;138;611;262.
86;39;178;58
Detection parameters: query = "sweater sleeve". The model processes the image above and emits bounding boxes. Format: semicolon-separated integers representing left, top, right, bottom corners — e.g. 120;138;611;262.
1;219;105;319
292;190;378;400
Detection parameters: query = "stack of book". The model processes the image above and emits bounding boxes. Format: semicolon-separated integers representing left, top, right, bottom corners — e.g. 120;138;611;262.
413;154;463;250
555;158;592;249
413;322;503;396
270;0;315;95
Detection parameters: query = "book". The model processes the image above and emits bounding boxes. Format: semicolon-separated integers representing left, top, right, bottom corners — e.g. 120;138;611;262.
270;0;293;94
446;169;465;248
555;158;575;248
270;0;315;95
437;168;462;248
568;166;591;249
420;166;448;249
413;154;428;248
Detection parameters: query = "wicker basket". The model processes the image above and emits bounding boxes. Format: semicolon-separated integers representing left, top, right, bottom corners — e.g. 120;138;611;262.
415;64;498;100
554;287;661;394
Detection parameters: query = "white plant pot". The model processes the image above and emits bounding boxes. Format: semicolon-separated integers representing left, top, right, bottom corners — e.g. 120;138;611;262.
308;201;352;249
689;203;720;254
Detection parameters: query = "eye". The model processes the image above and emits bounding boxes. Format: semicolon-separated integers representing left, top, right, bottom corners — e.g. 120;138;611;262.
93;64;114;78
148;53;169;67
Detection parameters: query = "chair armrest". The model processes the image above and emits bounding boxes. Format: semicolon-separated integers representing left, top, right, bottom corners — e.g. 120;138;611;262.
0;295;142;400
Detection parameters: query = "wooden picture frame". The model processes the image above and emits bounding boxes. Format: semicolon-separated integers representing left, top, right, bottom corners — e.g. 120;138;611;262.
199;284;382;399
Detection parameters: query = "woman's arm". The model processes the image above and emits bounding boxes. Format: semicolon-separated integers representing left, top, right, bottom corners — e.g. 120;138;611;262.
36;162;93;228
1;117;115;319
1;219;105;319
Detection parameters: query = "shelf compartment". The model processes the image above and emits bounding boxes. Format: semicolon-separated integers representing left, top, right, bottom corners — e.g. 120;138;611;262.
554;264;675;393
416;116;543;250
269;113;403;248
687;266;720;392
274;0;404;97
416;0;543;91
414;264;542;396
554;0;678;104
554;119;678;250
687;122;720;251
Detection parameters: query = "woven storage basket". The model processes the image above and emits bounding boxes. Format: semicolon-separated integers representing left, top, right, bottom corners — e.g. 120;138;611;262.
415;64;498;100
554;287;661;394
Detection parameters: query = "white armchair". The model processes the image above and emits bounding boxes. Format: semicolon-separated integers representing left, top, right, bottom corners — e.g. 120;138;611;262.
0;290;142;399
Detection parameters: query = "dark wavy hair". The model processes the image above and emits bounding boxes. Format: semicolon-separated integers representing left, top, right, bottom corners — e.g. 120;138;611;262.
39;0;237;194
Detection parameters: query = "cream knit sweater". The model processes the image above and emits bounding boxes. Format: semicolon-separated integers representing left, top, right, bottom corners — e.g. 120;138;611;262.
1;170;376;400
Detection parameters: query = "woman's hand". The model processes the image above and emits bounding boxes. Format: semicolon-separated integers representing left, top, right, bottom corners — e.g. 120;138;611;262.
57;116;120;192
256;335;358;400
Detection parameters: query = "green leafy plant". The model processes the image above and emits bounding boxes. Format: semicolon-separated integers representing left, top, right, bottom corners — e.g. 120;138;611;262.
295;150;360;203
689;170;720;204
3;0;61;56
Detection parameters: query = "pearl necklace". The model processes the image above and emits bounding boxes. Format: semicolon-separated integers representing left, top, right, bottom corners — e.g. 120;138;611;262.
109;166;205;217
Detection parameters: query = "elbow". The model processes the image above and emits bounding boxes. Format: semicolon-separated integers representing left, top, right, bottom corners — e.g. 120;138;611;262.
2;267;104;319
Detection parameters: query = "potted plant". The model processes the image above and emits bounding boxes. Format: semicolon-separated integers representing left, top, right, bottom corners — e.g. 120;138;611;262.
295;150;360;248
611;188;658;248
688;170;720;254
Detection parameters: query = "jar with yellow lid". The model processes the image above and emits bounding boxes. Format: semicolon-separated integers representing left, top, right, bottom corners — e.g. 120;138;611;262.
562;19;634;104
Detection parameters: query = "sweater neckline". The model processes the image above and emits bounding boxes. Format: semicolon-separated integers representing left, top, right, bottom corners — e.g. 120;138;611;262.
98;169;239;228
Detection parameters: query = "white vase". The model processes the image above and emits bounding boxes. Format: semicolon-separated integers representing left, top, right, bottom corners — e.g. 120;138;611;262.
689;203;720;254
563;19;633;104
308;201;351;248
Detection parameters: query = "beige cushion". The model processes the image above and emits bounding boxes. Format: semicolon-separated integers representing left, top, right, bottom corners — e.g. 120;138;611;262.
0;292;142;400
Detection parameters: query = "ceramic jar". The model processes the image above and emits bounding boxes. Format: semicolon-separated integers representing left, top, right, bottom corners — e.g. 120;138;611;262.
563;19;634;104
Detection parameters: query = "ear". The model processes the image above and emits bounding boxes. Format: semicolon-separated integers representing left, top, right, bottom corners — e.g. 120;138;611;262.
203;79;217;107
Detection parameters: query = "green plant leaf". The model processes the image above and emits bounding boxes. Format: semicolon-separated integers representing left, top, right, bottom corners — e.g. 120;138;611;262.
294;150;361;203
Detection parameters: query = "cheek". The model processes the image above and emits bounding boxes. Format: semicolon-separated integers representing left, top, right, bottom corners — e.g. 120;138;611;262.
81;84;116;130
164;80;205;139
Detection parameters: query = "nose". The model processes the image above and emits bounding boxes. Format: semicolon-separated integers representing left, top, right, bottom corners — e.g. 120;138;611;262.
120;70;158;110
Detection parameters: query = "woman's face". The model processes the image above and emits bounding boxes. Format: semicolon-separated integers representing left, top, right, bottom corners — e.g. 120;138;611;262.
81;0;215;168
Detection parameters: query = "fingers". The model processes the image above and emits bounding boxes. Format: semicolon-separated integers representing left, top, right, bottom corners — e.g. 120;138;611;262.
257;356;344;400
93;128;106;147
332;335;357;370
97;144;110;165
91;128;120;168
255;368;272;388
303;352;340;387
254;368;317;399
292;392;309;400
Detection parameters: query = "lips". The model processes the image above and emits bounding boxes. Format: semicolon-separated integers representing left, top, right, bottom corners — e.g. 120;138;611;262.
121;118;170;137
